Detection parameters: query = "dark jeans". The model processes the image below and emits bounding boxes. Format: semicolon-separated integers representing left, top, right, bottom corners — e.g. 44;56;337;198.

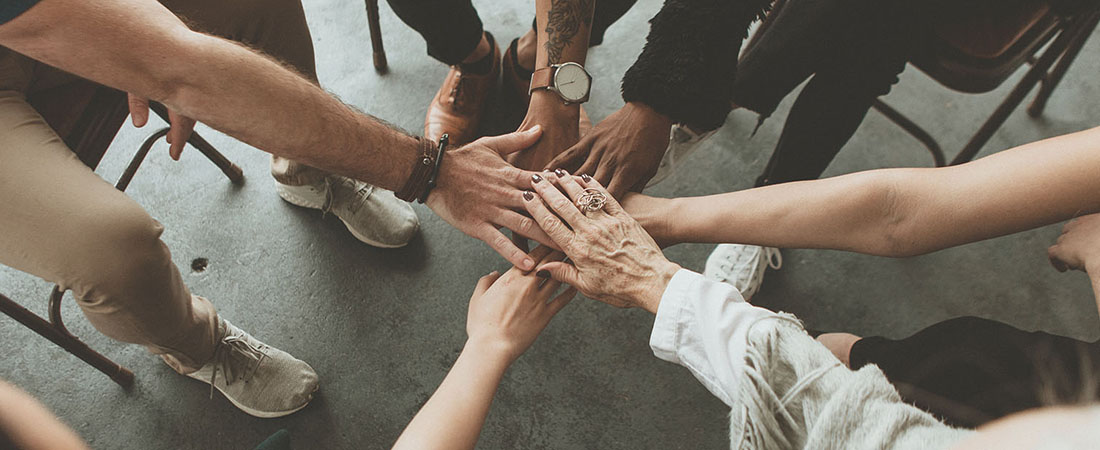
385;0;638;65
850;316;1100;427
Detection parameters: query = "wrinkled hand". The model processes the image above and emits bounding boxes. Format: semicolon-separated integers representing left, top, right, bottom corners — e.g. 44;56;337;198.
547;102;672;198
508;91;580;172
127;93;195;160
1048;213;1100;274
427;127;557;271
520;170;681;313
466;246;576;362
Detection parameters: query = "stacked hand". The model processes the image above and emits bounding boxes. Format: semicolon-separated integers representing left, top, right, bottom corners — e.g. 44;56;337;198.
508;91;581;173
427;127;558;271
466;246;576;362
519;170;680;313
547;102;673;198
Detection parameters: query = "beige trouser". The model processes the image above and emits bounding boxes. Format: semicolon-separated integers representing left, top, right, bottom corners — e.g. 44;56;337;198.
0;0;326;372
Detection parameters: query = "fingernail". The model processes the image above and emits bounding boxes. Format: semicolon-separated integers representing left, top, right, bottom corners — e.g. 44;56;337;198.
523;191;534;201
536;270;550;279
554;169;567;178
532;174;543;184
530;125;541;132
580;174;592;182
523;258;535;270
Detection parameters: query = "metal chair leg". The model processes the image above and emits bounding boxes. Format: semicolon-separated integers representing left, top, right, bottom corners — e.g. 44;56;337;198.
0;290;134;387
366;0;389;73
950;17;1081;165
1027;8;1100;117
872;100;947;167
147;102;244;184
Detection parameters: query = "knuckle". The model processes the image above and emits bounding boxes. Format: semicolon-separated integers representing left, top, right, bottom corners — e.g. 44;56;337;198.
517;216;535;234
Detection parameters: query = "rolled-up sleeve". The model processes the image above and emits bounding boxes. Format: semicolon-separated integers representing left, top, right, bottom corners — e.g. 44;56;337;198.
649;269;776;407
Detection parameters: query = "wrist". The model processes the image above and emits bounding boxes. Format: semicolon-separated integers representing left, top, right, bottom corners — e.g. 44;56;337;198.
464;336;521;366
624;102;673;128
636;260;681;314
529;90;581;118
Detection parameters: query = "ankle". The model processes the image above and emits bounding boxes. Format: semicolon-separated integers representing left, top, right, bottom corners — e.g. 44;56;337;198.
516;29;537;72
462;32;492;64
458;32;495;75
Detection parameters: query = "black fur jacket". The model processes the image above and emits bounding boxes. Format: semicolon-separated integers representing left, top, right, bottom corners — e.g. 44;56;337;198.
620;0;772;131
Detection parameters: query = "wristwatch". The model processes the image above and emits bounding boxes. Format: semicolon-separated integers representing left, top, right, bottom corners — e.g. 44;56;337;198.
529;62;592;104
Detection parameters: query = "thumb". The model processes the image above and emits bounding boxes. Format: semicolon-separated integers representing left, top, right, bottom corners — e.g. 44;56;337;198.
477;125;543;156
128;94;149;128
536;261;581;288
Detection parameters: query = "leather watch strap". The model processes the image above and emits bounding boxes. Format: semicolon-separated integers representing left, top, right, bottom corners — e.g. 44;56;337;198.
529;67;554;94
395;136;437;202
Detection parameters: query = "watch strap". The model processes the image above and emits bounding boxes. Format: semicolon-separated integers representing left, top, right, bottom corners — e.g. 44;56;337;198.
529;67;554;95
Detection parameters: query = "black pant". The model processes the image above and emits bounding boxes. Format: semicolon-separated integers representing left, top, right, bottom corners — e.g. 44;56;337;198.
849;316;1100;427
385;0;638;65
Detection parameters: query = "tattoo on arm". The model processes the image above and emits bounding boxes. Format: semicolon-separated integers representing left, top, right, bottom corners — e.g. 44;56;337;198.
544;0;594;64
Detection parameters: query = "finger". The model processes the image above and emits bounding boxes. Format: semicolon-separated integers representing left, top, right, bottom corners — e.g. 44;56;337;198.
578;174;626;216
167;114;195;161
473;271;502;297
592;163;614;188
546;287;577;315
536;251;567;295
527;244;555;264
548;169;588;202
522;189;575;247
607;171;638;200
479;225;536;271
547;137;593;173
536;260;582;288
531;174;588;229
1047;245;1073;272
500;210;558;250
128;94;149;128
477;126;543;156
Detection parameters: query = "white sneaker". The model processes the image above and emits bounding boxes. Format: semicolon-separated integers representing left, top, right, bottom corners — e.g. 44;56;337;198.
276;176;419;248
704;244;782;301
647;124;718;188
185;319;319;418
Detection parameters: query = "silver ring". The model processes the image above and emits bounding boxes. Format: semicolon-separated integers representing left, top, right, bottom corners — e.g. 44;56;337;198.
576;188;606;213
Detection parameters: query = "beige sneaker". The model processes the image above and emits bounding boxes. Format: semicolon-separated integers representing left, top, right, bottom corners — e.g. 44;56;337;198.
185;319;319;418
647;124;718;188
276;175;419;248
704;244;782;301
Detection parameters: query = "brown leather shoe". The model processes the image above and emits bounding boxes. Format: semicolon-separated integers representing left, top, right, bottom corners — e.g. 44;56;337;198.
424;34;501;146
503;38;592;135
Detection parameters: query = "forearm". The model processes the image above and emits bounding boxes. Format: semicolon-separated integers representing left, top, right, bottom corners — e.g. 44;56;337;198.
531;0;595;114
0;0;418;191
392;343;511;450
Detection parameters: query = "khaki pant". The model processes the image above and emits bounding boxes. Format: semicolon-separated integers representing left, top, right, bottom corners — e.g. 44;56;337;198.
0;0;326;372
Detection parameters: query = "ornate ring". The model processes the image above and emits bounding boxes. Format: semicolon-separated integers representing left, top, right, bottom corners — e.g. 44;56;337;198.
576;188;607;213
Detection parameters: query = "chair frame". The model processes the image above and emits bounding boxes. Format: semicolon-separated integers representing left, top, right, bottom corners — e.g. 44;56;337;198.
0;86;242;388
366;0;388;73
745;0;1100;167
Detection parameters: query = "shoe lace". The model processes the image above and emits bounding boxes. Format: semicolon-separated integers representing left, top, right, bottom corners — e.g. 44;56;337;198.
449;69;471;108
207;333;267;399
321;177;374;217
764;247;783;270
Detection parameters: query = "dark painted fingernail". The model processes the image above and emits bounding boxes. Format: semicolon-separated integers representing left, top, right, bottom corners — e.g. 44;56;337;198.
523;191;534;201
554;169;567;178
532;174;543;183
536;270;550;279
580;174;592;182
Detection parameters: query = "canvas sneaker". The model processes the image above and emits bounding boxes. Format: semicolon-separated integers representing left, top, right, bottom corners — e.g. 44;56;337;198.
704;244;782;301
185;318;319;418
647;124;718;188
276;175;419;248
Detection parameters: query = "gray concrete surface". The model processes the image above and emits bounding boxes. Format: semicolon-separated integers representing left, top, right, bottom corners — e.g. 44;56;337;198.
3;0;1100;448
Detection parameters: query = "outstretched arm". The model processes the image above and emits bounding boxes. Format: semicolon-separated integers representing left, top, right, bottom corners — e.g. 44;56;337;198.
393;248;574;449
626;126;1100;257
0;0;555;270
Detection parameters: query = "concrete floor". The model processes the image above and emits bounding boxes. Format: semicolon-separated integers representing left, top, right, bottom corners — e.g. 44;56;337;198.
4;0;1100;448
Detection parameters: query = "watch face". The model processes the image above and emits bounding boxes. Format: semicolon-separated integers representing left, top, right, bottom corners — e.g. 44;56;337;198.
554;63;590;102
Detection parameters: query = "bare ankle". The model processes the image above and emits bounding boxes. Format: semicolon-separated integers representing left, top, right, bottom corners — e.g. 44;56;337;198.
462;32;492;64
516;29;537;71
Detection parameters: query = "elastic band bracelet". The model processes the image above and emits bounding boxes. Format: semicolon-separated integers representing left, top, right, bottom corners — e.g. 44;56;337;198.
418;133;449;204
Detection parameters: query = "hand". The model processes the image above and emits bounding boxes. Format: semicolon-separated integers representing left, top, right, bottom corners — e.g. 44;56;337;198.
520;170;681;313
547;102;673;198
127;93;195;160
466;246;576;363
427;127;557;271
620;192;678;248
508;91;581;172
1048;213;1100;274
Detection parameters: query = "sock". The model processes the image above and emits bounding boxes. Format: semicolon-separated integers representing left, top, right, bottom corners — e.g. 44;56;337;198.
508;39;534;79
459;33;496;75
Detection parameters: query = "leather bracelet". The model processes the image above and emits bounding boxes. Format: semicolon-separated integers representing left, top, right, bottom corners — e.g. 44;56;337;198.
394;136;437;202
418;134;449;204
